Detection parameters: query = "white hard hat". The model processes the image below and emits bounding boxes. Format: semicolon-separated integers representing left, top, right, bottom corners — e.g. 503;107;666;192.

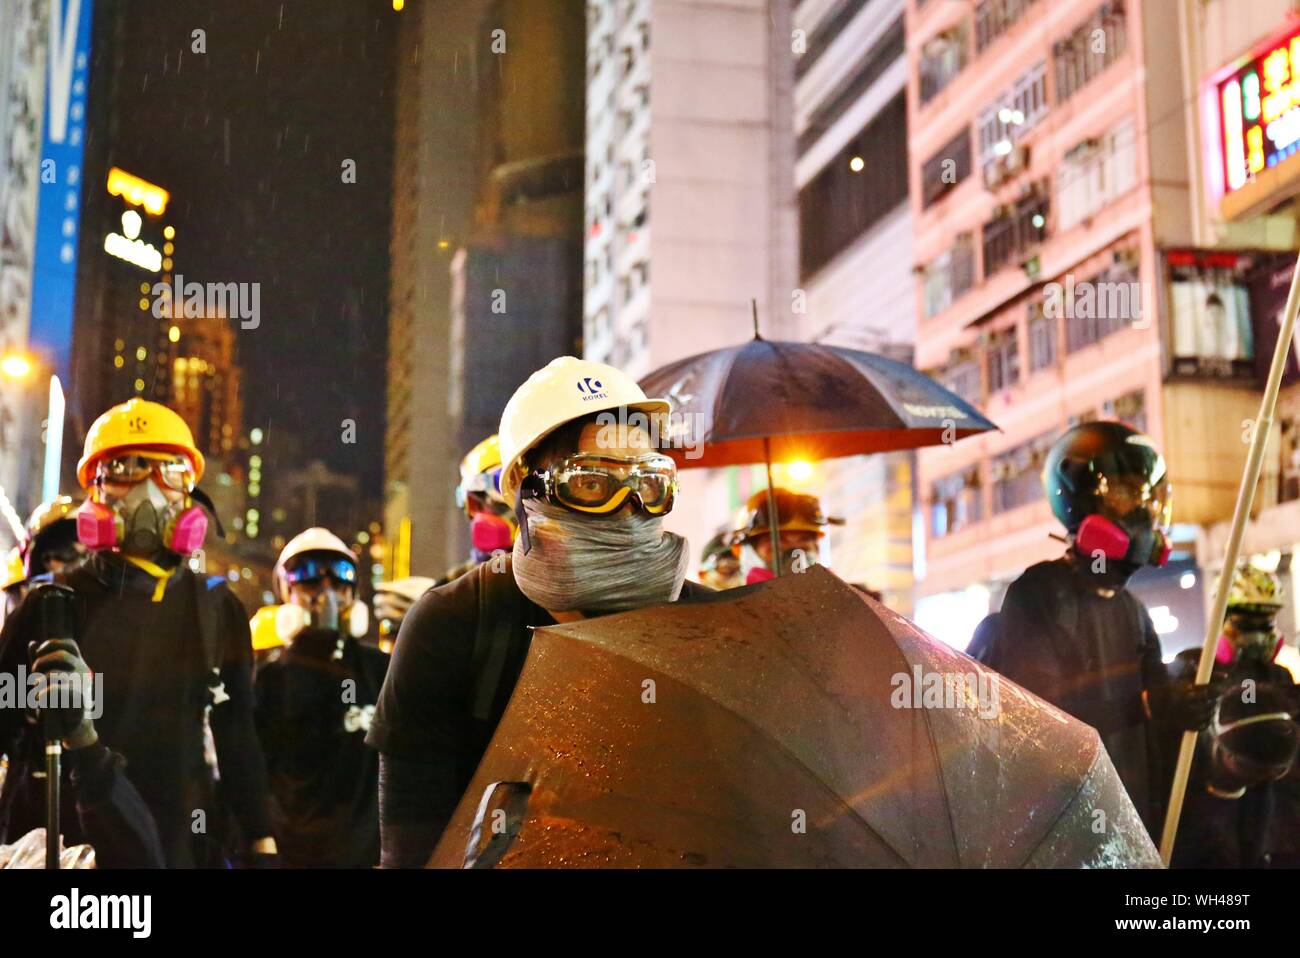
497;356;670;504
374;576;437;603
273;527;358;601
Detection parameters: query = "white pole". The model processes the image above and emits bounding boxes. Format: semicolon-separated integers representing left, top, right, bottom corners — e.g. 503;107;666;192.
1159;246;1300;864
42;374;64;503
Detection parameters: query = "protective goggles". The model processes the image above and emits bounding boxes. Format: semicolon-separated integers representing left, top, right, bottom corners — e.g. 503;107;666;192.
456;467;505;511
284;556;358;588
525;453;678;516
96;453;194;492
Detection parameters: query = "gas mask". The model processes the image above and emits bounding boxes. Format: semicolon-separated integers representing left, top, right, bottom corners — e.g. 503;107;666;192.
737;540;820;583
470;510;515;563
276;587;370;657
1215;611;1285;667
77;472;207;558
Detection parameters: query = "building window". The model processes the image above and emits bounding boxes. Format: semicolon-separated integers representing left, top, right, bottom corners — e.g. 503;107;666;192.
796;0;874;78
931;466;984;537
977;61;1048;175
799;92;908;279
1027;302;1058;372
1063;260;1140;353
1053;1;1128;104
981;185;1049;276
921;127;972;209
1057;117;1137;231
937;348;981;405
798;17;905;155
991;432;1054;513
922;233;977;318
975;0;1041;54
919;23;968;105
986;327;1020;394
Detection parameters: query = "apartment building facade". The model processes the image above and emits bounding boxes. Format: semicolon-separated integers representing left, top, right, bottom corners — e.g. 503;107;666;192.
908;0;1261;650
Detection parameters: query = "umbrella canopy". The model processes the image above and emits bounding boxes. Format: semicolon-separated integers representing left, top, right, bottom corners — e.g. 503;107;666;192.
429;567;1160;868
638;338;998;468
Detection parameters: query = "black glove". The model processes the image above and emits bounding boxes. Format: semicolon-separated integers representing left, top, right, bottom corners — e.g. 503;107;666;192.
28;638;99;750
1147;680;1221;731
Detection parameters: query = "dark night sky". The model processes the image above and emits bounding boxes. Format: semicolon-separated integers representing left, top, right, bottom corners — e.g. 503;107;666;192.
92;0;398;498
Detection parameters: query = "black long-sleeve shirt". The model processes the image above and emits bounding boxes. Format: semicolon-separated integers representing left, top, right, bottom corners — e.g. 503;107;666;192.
366;559;709;868
0;552;274;867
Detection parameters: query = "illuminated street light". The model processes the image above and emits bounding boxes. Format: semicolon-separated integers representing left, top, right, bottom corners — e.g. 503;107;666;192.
0;353;33;380
849;156;865;173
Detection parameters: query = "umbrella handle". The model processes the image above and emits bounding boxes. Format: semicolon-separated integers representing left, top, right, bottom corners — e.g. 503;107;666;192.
763;438;781;577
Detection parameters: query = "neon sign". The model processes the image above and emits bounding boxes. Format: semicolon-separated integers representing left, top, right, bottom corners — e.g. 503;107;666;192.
1215;22;1300;196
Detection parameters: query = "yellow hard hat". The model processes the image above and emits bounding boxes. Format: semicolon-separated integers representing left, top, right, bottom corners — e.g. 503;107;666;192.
249;604;285;652
457;435;505;511
497;356;670;504
77;398;205;489
2;546;26;591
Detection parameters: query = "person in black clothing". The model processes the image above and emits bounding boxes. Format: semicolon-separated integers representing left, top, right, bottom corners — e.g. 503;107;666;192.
969;421;1217;837
1163;565;1300;867
7;631;166;868
367;357;708;867
0;399;276;867
255;527;389;868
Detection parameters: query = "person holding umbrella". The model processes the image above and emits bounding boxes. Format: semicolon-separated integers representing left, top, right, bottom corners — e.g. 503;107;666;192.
727;487;843;583
969;421;1218;837
366;357;713;867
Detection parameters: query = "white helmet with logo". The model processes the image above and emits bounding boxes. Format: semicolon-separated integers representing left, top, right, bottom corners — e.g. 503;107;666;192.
497;356;670;504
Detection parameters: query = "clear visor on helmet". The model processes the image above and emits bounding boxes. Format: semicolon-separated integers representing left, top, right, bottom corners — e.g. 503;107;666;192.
456;466;505;512
1094;473;1172;533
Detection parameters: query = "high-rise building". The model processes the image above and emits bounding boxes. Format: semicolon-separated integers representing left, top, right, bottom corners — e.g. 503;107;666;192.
907;0;1257;652
0;0;49;525
791;0;914;608
165;312;243;460
385;0;491;579
388;0;585;577
583;0;799;560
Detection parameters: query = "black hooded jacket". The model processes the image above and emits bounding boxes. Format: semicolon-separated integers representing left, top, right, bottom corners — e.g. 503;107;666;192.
970;554;1172;834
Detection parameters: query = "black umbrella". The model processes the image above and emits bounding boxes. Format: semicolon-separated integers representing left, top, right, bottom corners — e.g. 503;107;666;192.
639;308;998;571
430;567;1161;868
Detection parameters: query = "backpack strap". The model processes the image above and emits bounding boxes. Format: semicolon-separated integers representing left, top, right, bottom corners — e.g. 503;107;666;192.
191;571;230;706
470;561;523;723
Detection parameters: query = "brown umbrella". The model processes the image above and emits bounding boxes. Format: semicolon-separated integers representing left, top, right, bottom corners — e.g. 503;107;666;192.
429;567;1160;868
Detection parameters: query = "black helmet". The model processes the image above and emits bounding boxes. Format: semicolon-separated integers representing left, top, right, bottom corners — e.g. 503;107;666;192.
1206;682;1300;796
1044;421;1170;529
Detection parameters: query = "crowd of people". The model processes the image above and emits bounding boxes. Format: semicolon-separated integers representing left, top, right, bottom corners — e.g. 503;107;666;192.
0;355;1297;868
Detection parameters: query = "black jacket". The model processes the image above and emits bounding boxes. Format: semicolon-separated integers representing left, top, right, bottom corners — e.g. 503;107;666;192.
971;556;1171;834
255;630;389;867
366;558;711;867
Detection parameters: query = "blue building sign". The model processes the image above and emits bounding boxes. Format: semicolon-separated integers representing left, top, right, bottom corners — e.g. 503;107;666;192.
29;0;94;380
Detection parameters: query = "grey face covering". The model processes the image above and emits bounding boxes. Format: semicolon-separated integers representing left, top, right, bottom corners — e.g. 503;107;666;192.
512;499;689;615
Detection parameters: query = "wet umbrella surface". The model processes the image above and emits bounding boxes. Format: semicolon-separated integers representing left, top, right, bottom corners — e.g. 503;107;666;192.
430;566;1161;868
